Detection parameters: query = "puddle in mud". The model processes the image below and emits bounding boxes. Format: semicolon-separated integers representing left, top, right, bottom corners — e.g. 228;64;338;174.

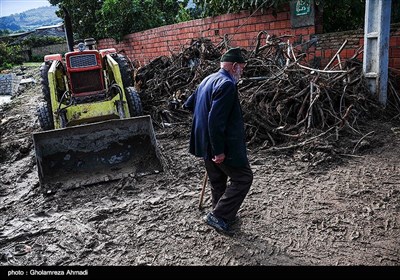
0;95;12;105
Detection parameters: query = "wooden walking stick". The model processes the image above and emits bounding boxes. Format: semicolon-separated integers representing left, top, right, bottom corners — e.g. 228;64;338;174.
198;171;208;209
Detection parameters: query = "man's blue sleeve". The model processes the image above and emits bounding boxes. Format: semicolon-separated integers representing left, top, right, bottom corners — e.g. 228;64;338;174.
208;82;235;155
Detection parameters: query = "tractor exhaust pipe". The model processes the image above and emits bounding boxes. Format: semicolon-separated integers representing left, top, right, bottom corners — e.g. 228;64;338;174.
63;7;74;52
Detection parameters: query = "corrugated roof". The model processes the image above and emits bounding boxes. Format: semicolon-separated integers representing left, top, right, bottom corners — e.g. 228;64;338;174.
35;23;64;30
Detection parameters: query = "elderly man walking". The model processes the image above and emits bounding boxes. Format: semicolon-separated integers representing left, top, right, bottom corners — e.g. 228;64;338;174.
184;47;253;236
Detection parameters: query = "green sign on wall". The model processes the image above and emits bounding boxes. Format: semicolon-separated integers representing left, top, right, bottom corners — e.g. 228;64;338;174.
290;0;314;28
295;0;311;16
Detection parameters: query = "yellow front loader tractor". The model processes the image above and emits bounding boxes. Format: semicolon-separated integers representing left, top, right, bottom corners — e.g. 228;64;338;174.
33;37;163;193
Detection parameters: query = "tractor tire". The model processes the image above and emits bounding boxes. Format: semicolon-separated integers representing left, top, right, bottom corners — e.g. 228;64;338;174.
37;102;54;131
112;54;134;88
40;61;51;103
125;87;143;117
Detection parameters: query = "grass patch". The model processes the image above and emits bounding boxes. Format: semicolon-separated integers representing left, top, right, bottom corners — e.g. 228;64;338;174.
23;62;42;67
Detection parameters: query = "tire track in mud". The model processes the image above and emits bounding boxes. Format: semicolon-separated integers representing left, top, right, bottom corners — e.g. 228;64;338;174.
241;133;400;266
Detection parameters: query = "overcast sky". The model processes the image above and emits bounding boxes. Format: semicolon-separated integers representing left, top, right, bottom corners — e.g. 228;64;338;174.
0;0;50;17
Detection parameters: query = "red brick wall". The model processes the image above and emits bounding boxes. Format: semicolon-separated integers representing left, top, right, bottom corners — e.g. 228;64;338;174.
308;23;400;71
389;24;400;71
98;5;315;66
97;8;399;76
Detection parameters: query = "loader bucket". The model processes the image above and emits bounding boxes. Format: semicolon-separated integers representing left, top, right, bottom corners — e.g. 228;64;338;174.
33;115;164;193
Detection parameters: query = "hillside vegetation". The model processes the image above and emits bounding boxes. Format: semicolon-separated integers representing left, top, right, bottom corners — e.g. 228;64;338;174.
0;6;61;32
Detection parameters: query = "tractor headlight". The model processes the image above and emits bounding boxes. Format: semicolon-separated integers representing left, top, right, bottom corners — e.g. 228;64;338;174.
78;42;86;52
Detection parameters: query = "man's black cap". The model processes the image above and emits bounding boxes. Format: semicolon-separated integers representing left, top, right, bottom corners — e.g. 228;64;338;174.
220;47;246;63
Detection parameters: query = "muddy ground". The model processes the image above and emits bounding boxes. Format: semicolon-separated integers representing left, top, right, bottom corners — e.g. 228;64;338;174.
0;65;399;269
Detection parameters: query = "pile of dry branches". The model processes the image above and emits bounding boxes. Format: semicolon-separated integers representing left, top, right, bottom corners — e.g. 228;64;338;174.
135;38;221;128
134;33;400;154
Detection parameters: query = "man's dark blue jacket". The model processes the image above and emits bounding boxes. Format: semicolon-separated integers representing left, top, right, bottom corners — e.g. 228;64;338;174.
184;68;249;167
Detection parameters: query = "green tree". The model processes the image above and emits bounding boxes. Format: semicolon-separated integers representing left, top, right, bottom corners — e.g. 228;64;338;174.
193;0;399;32
318;0;365;32
192;0;287;17
21;35;65;48
49;0;189;42
0;42;24;70
0;29;10;36
176;2;202;22
318;0;399;32
390;0;400;23
48;0;399;42
97;0;189;42
49;0;104;40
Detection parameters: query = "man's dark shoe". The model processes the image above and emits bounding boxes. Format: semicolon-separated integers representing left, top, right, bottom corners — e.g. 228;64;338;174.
226;216;239;227
204;212;234;237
